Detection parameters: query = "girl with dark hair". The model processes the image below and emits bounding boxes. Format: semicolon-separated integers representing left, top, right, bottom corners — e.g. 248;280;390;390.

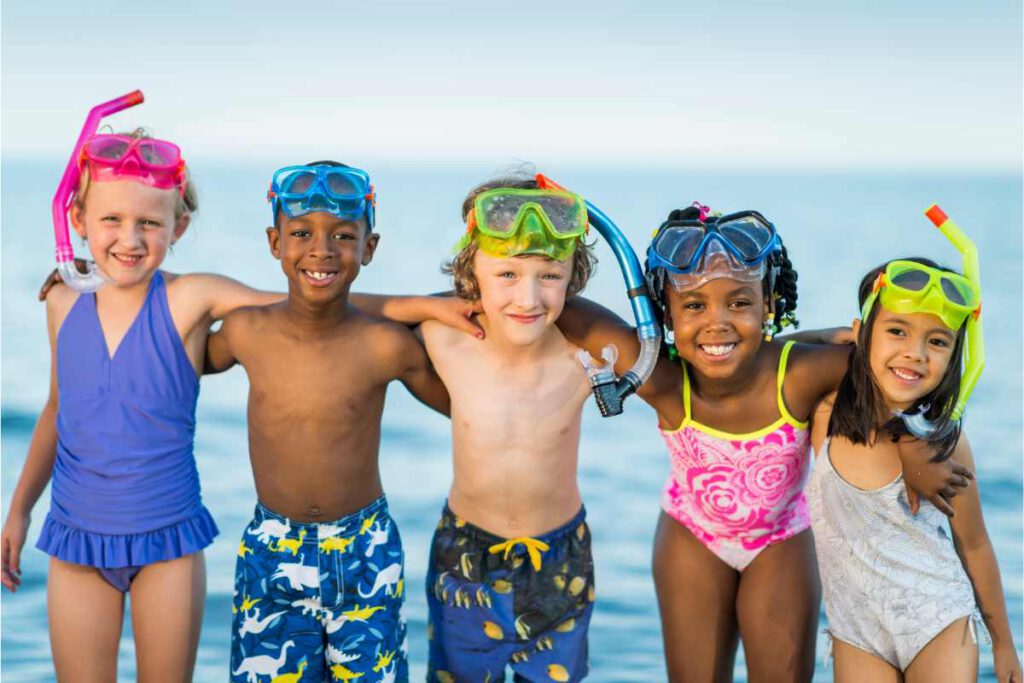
807;258;1020;682
557;205;972;681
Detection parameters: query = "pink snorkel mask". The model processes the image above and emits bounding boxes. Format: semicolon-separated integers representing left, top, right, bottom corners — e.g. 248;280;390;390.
53;90;179;292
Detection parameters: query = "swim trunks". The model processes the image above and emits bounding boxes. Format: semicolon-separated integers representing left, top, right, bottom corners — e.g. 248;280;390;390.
658;340;811;571
231;496;407;683
808;438;981;670
426;504;594;683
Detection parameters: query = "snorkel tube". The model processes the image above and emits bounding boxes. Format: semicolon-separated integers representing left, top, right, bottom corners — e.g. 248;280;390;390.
52;90;145;292
578;201;662;416
898;205;984;439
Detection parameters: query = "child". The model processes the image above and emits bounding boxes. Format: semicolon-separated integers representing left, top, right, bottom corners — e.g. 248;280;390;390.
556;204;974;681
0;130;285;680
419;173;598;682
807;256;1021;682
205;160;451;683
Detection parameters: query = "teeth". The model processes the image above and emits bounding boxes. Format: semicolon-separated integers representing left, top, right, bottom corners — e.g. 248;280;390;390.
113;254;142;262
892;368;921;381
700;343;736;357
304;270;334;281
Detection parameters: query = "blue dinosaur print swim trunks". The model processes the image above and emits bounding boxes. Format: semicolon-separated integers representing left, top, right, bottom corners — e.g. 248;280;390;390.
231;496;407;682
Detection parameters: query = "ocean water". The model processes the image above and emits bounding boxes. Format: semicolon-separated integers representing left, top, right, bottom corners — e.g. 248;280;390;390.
1;160;1021;681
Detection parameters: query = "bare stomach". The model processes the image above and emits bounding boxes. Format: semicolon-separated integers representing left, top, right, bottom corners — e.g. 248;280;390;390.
447;451;583;538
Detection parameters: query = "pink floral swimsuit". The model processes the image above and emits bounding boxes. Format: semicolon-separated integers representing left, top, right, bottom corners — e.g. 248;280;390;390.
659;341;811;571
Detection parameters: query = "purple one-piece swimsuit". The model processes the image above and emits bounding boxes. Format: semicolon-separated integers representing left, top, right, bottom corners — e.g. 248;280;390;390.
36;272;217;591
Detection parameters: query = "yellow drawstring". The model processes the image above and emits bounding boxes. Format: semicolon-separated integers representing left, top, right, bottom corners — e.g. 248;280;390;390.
488;537;550;571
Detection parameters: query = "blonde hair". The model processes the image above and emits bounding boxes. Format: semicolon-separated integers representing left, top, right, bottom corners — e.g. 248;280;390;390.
443;170;597;301
73;128;198;219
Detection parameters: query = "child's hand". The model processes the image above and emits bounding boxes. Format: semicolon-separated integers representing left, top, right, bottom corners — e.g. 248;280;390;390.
994;642;1022;682
37;259;87;301
829;326;856;345
426;297;484;339
896;436;974;517
1;513;30;592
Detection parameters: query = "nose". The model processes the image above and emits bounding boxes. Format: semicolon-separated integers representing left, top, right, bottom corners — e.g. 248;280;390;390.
901;335;928;363
308;231;336;259
118;221;144;249
704;301;732;332
513;276;541;310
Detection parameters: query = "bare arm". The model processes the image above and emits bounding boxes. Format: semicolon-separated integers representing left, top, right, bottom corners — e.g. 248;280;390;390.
948;435;1022;682
183;273;283;322
2;293;66;591
350;292;482;338
204;311;241;375
896;436;974;517
780;326;855;345
393;326;450;417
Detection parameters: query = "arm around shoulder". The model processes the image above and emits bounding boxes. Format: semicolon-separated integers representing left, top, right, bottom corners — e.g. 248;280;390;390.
173;272;283;323
387;322;450;417
204;308;245;375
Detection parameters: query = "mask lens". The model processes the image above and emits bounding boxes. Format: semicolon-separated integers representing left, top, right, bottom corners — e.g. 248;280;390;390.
654;226;705;268
533;194;584;234
324;171;364;198
940;276;972;306
719;218;772;260
87;136;132;161
135;140;180;168
477;193;527;234
278;169;318;196
890;267;931;292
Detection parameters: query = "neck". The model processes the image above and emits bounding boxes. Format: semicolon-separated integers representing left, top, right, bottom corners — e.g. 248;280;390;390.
95;271;156;303
687;351;764;400
282;286;353;331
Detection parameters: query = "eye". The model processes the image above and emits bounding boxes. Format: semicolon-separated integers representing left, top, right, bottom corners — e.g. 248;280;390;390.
332;232;356;241
140;219;162;228
290;229;310;238
498;271;516;279
541;272;564;281
683;301;705;311
730;299;752;309
886;326;906;337
929;337;950;348
101;215;119;223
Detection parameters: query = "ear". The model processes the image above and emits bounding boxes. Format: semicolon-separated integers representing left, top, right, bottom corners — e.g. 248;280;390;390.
266;226;282;260
361;232;380;266
70;202;87;239
172;212;191;242
852;318;862;347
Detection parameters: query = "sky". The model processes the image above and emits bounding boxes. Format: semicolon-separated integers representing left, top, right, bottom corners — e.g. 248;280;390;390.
2;0;1022;169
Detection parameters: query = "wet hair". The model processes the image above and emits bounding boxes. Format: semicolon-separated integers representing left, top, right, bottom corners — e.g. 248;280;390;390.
74;127;198;219
643;205;800;355
827;257;966;461
443;169;597;301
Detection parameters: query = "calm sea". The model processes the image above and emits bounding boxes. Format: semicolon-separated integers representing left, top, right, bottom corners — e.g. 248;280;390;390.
2;160;1021;681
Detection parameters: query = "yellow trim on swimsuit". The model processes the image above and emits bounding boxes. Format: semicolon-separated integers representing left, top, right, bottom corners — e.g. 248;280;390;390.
488;537;550;571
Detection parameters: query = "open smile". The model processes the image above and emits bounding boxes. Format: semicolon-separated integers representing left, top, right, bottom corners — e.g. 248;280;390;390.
300;269;339;287
889;366;924;385
698;342;737;362
111;252;144;266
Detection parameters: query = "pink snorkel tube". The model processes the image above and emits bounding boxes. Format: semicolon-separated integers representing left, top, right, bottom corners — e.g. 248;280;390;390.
52;90;144;292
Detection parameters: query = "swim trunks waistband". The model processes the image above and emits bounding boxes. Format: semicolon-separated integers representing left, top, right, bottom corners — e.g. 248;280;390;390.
253;496;389;543
439;503;586;547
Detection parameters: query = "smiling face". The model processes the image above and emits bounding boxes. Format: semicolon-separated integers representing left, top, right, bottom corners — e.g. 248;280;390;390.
865;307;957;412
473;250;573;346
665;277;771;379
266;211;378;303
70;180;188;287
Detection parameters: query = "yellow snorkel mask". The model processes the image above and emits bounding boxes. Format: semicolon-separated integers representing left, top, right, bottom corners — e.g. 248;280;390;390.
862;205;984;436
454;176;589;261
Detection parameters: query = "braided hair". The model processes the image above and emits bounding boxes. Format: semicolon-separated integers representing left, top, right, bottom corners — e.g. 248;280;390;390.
643;205;800;350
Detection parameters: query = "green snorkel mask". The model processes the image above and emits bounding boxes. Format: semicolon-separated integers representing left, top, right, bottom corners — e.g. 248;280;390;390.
874;205;985;438
455;178;589;261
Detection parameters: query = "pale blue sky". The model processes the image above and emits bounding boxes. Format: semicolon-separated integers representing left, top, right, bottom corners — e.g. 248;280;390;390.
2;0;1021;168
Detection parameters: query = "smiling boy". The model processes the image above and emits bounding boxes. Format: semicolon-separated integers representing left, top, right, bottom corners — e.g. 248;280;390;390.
206;161;449;683
419;173;599;682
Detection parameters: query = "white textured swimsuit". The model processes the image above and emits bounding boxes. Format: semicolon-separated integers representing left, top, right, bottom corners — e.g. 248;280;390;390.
806;438;980;670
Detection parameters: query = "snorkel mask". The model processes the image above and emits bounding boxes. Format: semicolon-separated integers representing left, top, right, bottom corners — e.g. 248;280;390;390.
268;164;376;228
52;90;150;293
81;134;186;195
863;205;984;439
455;174;588;261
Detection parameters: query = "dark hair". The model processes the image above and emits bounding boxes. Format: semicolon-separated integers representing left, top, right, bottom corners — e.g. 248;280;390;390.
827;257;965;460
443;170;597;301
643;205;800;355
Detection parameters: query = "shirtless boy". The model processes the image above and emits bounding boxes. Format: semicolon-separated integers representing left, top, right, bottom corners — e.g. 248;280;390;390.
420;173;598;682
206;161;449;683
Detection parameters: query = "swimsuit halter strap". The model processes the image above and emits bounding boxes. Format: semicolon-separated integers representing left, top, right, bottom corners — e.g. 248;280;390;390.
680;339;799;427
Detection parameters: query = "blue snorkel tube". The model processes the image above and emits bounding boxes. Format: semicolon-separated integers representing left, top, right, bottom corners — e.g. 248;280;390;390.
580;200;662;416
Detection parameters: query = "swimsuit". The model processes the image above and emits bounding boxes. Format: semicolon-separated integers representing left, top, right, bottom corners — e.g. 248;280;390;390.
658;340;811;571
231;496;407;683
807;438;981;670
427;504;594;683
37;271;218;591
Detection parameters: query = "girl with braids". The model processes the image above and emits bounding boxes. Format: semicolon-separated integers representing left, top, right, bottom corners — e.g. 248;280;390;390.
558;204;972;681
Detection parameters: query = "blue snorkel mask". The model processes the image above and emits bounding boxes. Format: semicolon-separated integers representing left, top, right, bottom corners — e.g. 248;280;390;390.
268;164;376;228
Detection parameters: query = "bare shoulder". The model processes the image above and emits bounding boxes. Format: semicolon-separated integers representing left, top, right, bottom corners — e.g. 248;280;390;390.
783;341;851;402
364;313;424;356
420;318;462;346
220;302;277;338
45;281;80;332
950;430;976;468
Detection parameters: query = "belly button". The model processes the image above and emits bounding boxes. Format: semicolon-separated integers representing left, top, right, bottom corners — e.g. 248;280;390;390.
307;505;323;517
